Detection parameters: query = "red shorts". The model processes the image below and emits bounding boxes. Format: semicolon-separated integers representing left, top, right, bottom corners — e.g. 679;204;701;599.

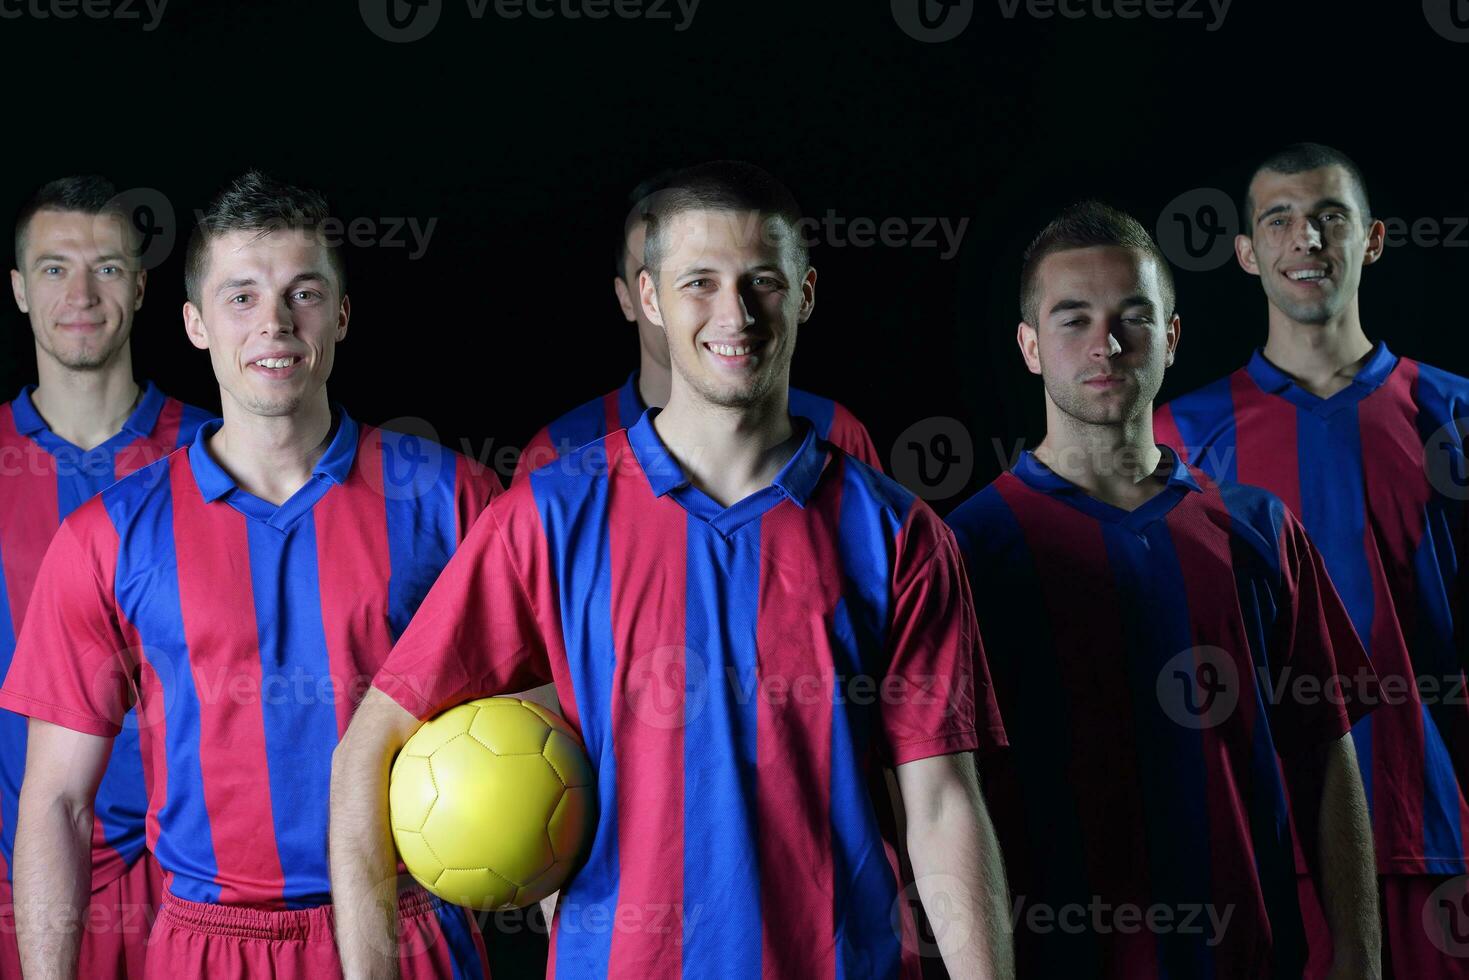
1301;872;1469;978
0;851;162;979
144;886;489;979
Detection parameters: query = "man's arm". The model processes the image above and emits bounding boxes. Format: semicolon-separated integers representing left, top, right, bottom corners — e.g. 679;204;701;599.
13;719;112;980
1284;732;1380;980
329;686;425;980
895;751;1012;980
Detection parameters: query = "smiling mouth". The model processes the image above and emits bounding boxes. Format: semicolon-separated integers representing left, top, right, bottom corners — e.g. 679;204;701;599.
250;355;303;377
1285;268;1330;284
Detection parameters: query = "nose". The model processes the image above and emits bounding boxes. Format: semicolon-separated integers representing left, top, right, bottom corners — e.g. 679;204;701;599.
260;295;297;338
1292;216;1324;253
64;272;99;309
711;282;755;331
1090;324;1123;360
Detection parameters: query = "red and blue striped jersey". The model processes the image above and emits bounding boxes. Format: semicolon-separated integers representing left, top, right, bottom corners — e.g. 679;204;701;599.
1156;343;1469;875
946;450;1375;979
0;381;211;889
0;408;501;908
376;408;1004;979
513;370;884;482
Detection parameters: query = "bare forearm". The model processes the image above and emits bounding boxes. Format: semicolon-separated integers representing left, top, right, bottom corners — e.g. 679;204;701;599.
1316;738;1380;978
905;780;1013;979
13;795;93;980
329;727;403;980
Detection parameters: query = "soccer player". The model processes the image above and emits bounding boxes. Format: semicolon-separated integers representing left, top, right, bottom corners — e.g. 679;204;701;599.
0;176;213;979
1155;143;1469;978
948;201;1381;978
0;172;498;979
331;161;1013;979
511;170;882;483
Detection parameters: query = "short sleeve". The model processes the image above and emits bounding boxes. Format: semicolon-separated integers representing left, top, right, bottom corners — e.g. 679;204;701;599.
373;495;554;720
1265;511;1379;756
455;454;504;543
0;518;135;738
881;506;1006;766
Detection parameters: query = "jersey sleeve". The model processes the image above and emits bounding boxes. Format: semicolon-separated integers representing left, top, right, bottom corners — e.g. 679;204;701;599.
880;505;1006;766
1265;510;1379;756
373;494;555;720
0;518;135;738
829;404;884;473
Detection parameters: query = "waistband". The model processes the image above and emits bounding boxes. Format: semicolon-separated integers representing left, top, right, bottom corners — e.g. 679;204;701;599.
158;887;440;941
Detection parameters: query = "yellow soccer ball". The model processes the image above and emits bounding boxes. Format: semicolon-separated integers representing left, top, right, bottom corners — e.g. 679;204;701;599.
389;696;596;909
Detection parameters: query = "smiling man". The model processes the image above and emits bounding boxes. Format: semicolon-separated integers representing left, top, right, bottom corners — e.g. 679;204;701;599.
949;201;1381;978
0;172;497;979
331;161;1013;980
1156;144;1469;978
0;176;213;979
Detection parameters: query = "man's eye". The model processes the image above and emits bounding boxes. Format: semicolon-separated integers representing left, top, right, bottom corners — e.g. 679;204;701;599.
43;267;62;276
98;266;119;276
230;294;250;304
685;278;711;289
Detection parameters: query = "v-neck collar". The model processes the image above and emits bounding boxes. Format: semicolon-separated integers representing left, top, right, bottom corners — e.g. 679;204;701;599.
616;371;646;430
12;380;166;458
1244;340;1397;417
1012;446;1202;532
188;407;360;532
625;407;828;537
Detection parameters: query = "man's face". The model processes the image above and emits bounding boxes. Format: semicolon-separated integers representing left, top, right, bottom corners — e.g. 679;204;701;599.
1237;165;1384;326
1019;245;1179;426
614;221;672;372
640;208;815;409
11;209;144;372
183;228;348;418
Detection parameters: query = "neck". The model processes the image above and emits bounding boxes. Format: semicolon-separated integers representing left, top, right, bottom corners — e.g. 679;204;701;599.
1261;299;1374;397
207;390;336;506
637;348;673;409
1033;402;1167;508
653;379;797;508
30;345;141;451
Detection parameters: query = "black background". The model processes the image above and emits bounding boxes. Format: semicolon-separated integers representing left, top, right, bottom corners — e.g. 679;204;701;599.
5;1;1466;511
2;0;1465;968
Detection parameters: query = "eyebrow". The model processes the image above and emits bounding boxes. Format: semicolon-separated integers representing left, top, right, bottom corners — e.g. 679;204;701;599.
1048;295;1155;316
214;271;330;295
1256;198;1355;224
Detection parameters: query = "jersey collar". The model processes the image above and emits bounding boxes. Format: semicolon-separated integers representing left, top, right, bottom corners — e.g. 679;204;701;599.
1011;445;1201;529
617;370;646;430
626;406;828;515
189;406;360;523
1244;340;1397;413
11;379;166;444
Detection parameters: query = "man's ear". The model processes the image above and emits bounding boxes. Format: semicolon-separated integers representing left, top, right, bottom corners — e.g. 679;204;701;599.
1235;233;1261;277
614;275;639;323
1017;321;1042;376
639;268;665;329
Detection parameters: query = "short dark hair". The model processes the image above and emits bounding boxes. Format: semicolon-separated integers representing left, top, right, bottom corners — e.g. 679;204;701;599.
641;160;807;282
1244;142;1371;227
13;175;131;268
185;170;345;307
1019;200;1176;326
615;169;676;280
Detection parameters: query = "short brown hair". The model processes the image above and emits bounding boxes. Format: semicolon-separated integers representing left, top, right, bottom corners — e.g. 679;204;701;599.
1019;200;1176;326
185;170;345;306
